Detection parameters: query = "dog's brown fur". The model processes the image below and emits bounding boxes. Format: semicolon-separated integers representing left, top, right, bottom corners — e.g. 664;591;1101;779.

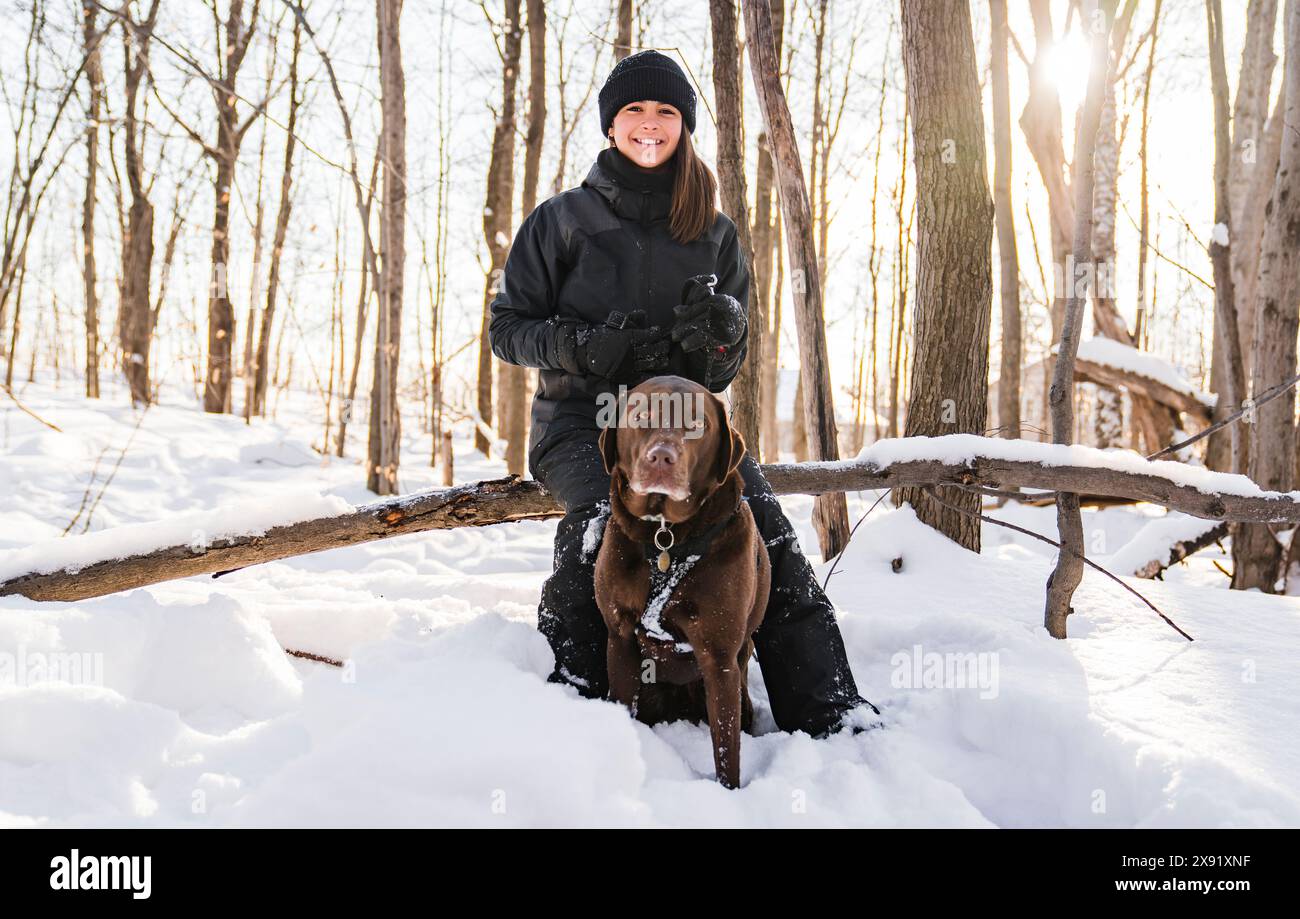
593;376;771;788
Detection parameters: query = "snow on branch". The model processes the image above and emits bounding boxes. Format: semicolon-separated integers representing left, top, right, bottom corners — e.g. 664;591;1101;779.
1056;338;1216;421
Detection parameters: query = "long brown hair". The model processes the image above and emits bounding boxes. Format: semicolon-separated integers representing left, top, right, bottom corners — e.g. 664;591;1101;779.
667;130;718;244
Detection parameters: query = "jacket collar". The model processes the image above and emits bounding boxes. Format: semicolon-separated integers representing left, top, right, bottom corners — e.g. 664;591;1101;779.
582;146;677;224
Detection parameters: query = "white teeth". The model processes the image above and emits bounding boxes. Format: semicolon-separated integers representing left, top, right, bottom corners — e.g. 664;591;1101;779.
635;138;662;145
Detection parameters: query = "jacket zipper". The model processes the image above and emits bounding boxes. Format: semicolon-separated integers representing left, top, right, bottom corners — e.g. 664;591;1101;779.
640;189;651;313
641;189;653;313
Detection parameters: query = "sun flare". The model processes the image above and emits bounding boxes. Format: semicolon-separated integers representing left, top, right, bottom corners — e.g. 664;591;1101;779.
1042;31;1094;111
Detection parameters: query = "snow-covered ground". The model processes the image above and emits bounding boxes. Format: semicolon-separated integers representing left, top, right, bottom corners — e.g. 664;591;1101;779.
2;377;1298;827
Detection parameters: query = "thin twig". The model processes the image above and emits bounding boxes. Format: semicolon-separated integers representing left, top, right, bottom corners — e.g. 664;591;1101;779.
284;647;344;667
1146;371;1300;461
821;490;891;590
62;444;111;535
77;407;151;534
969;483;1056;503
1118;198;1215;290
921;486;1194;641
1;383;62;431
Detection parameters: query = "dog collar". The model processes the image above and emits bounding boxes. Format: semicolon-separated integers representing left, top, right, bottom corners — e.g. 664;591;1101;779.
638;494;741;574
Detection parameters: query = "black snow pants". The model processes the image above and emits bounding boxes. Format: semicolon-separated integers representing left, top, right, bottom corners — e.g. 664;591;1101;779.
529;423;870;737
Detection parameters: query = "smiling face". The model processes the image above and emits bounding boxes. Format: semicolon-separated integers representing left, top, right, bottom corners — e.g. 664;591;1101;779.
608;99;683;171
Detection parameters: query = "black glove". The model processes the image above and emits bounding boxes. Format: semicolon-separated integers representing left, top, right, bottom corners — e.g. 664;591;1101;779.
670;274;746;353
554;310;671;381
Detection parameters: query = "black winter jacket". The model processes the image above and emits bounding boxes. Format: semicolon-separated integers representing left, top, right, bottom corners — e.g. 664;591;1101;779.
488;146;750;461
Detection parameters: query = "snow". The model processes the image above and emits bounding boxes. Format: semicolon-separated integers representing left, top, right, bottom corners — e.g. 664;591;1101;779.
845;433;1294;504
2;376;1299;826
1060;337;1216;409
1105;514;1225;577
579;501;609;563
1212;222;1230;246
642;553;701;644
0;490;353;581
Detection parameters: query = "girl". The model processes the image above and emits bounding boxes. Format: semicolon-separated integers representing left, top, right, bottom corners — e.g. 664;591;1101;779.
489;50;878;738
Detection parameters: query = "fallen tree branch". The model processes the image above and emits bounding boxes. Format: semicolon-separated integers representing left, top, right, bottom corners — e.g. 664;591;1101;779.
1133;523;1229;579
762;447;1300;524
8;435;1300;602
1072;356;1212;423
2;475;561;603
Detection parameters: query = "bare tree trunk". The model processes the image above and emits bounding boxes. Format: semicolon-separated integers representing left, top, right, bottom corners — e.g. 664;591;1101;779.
791;374;807;460
616;0;633;58
324;208;342;453
500;0;546;477
1091;90;1125;449
743;0;850;559
152;172;198;359
253;14;302;417
1133;0;1160;366
431;0;451;468
477;0;523;458
119;1;162;407
809;0;827;291
1043;0;1113;638
756;0;785;461
865;25;889;448
754;134;778;457
336;151;381;457
895;0;994;553
710;0;761;454
204;0;261;414
242;55;273;423
1229;0;1281;376
887;99;911;440
1206;0;1248;481
1021;0;1072;405
81;1;103;399
368;0;407;495
1232;94;1285;376
1133;4;1185;460
1209;0;1278;469
990;0;1020;439
4;260;28;388
1089;2;1169;453
765;206;785;456
1233;0;1300;592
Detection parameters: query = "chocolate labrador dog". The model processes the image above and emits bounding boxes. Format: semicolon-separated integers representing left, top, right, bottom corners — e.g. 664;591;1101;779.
594;375;771;789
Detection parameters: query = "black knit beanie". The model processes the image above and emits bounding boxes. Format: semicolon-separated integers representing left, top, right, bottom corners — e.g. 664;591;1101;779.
599;50;697;136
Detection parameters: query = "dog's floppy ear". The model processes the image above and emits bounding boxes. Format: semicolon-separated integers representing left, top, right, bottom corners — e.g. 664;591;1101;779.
598;422;619;475
714;399;746;484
